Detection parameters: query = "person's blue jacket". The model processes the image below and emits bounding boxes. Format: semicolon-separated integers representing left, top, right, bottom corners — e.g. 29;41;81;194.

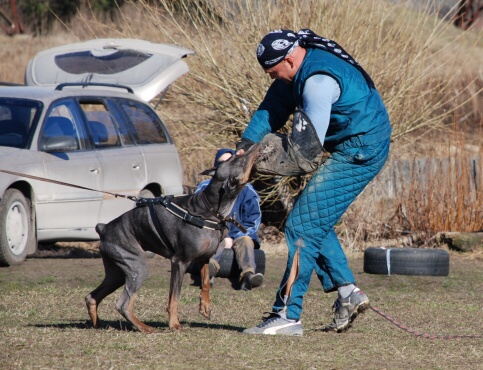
195;180;261;248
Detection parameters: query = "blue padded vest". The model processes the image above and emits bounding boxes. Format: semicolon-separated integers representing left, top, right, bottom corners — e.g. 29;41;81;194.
242;47;391;147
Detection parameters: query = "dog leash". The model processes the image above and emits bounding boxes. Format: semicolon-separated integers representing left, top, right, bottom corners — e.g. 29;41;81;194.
0;168;136;201
200;192;247;233
0;168;236;232
369;305;483;339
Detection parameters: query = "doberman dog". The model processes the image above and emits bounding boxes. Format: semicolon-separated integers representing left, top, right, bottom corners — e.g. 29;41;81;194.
85;144;260;332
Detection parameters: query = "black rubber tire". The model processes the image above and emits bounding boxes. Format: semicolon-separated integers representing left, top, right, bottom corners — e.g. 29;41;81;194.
0;189;35;267
139;188;155;198
363;247;449;276
188;249;266;278
139;189;157;258
216;248;266;278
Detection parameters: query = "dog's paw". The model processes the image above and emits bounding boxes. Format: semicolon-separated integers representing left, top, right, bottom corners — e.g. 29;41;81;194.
199;304;211;319
169;322;182;331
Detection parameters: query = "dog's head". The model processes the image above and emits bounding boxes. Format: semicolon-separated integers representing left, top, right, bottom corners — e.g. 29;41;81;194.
201;143;260;195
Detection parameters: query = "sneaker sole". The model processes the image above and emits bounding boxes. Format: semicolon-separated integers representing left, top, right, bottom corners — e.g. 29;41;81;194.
208;263;217;278
324;301;370;333
339;301;370;333
249;273;264;288
350;300;370;321
243;325;303;336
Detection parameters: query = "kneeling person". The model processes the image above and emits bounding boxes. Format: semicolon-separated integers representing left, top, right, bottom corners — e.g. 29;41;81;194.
196;148;264;290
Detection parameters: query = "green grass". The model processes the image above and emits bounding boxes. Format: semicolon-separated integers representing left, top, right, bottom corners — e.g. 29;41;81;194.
0;250;481;369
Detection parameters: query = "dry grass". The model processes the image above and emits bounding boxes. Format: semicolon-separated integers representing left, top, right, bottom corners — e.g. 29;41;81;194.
0;251;482;369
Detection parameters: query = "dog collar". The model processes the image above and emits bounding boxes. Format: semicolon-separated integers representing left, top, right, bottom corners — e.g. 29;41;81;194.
200;192;247;233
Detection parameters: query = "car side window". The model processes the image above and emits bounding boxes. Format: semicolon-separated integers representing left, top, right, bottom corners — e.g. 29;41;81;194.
39;101;86;152
79;100;133;148
117;99;168;145
0;98;40;149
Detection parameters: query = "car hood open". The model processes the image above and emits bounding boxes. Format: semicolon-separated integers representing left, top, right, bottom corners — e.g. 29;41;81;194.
25;38;194;102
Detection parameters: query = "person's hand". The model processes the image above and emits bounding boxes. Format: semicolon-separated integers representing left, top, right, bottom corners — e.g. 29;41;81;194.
223;238;233;249
235;138;255;153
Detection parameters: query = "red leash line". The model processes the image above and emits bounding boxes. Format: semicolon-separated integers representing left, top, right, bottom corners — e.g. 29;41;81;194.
369;305;483;339
0;168;135;200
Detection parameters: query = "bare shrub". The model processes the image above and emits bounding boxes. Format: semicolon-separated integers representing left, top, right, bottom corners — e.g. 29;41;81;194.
340;118;483;250
403;121;483;234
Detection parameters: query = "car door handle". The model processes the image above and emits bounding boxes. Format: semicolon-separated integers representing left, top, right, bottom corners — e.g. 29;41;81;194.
132;165;141;170
90;168;100;174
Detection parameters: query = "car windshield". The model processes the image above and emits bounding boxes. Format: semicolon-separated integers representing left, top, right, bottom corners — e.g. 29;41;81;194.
54;49;152;75
0;98;42;149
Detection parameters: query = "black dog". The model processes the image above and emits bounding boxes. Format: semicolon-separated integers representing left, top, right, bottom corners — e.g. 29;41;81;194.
85;145;260;332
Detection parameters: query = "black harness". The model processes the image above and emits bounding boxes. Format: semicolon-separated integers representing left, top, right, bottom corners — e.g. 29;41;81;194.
135;194;247;233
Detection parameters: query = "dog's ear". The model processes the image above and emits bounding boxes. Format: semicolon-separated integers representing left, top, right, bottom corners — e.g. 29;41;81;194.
200;167;217;177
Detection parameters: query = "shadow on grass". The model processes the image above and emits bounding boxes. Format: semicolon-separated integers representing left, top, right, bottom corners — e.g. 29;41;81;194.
189;274;247;291
31;320;245;332
29;244;101;259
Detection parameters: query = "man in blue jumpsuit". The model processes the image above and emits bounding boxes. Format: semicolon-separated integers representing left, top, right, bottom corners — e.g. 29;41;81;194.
196;148;264;290
239;29;392;335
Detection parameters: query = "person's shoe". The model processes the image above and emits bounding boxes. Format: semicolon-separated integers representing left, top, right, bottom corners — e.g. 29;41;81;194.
249;272;264;288
208;262;217;278
240;272;264;291
323;287;370;333
243;311;303;336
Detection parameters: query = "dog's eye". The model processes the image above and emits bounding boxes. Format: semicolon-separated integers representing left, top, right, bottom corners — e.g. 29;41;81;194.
229;176;237;186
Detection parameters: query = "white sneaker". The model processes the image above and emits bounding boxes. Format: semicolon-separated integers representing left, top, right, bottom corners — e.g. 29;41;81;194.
243;311;303;336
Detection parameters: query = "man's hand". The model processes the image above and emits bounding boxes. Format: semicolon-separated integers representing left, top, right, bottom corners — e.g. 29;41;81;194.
223;238;233;249
236;138;255;153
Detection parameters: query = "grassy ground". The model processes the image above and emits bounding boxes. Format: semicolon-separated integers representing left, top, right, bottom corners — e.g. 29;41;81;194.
0;246;481;369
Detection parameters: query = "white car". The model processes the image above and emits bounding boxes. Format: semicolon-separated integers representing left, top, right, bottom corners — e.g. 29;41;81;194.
0;39;194;266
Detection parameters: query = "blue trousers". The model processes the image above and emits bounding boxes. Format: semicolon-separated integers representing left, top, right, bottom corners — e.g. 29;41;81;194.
272;137;390;320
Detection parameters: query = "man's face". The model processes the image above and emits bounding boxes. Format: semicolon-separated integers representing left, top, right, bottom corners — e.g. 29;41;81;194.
264;59;294;84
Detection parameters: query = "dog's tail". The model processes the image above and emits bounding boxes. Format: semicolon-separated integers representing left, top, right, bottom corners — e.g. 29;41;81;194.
95;223;106;237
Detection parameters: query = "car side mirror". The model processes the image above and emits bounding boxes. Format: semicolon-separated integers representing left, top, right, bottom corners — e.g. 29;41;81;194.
40;136;78;152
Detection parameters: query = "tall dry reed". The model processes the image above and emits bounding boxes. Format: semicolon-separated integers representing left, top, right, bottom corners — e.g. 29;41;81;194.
403;120;483;233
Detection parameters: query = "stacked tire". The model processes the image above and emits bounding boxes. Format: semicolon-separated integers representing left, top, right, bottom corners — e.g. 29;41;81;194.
363;247;450;276
188;248;266;277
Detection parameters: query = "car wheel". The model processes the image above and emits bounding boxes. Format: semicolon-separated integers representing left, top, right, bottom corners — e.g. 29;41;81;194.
363;247;450;276
139;189;155;199
0;189;34;266
139;189;157;259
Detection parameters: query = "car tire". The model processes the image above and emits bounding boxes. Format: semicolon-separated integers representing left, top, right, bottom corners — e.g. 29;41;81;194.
139;188;157;258
0;189;35;266
363;247;450;276
139;188;155;199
